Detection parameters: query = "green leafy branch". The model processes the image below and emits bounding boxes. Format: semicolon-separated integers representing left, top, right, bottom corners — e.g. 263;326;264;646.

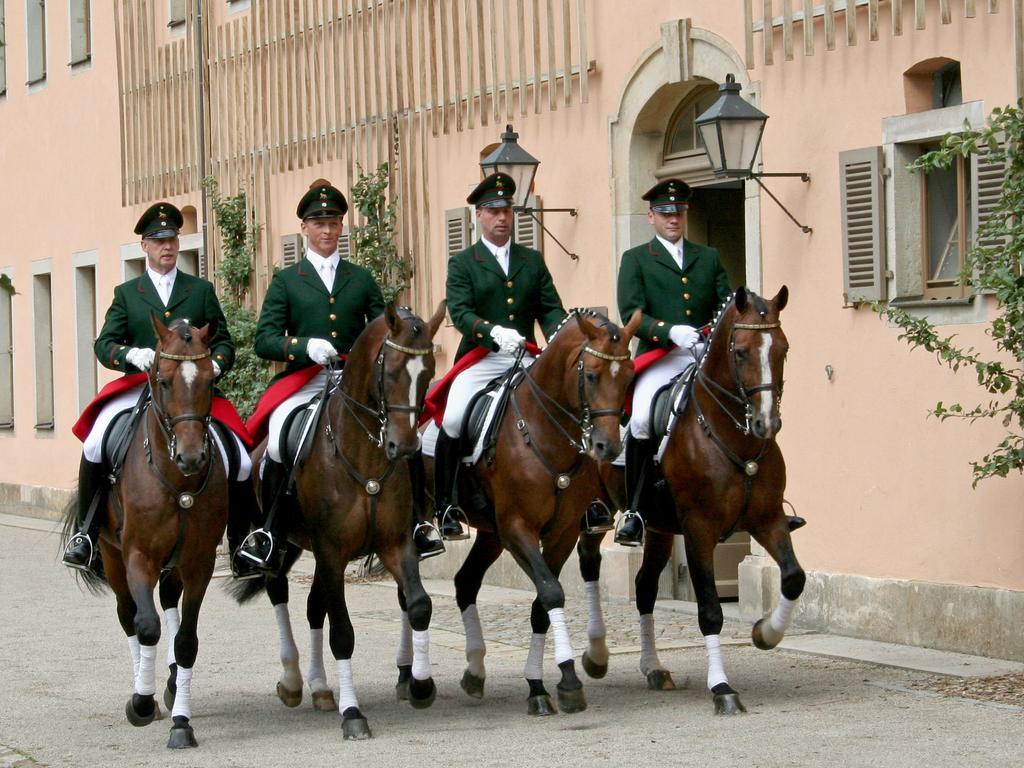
349;163;412;303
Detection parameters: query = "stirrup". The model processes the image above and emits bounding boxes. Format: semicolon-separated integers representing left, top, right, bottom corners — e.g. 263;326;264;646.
581;498;614;534
438;504;470;541
237;529;275;566
413;521;446;560
62;532;95;572
229;549;263;581
614;510;646;547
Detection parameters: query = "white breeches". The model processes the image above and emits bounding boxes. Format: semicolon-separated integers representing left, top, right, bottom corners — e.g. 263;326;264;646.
629;346;698;439
81;383;251;481
265;370;328;463
441;351;534;438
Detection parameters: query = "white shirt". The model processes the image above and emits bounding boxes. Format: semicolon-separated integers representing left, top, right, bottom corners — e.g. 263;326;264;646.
481;236;511;275
147;266;178;306
305;248;340;291
656;235;684;271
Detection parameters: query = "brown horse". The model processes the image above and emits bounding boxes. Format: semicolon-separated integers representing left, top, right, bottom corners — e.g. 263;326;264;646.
60;317;228;749
231;303;446;740
577;286;804;714
444;309;641;716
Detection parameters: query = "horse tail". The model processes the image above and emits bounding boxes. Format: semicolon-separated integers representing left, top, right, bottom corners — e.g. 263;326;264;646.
58;492;110;595
224;544;303;604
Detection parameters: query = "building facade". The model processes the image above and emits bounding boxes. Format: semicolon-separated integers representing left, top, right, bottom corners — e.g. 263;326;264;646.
1;1;1021;660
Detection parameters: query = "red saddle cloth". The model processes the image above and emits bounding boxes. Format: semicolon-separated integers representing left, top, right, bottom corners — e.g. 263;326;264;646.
244;358;347;447
72;373;253;448
420;343;542;427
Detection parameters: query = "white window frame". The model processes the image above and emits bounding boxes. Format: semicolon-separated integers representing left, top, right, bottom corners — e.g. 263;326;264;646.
0;265;14;431
31;259;54;433
72;250;98;412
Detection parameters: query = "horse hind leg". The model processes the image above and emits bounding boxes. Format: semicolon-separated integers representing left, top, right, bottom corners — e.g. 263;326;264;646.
634;532;677;691
266;572;303;707
577;533;609;680
453;531;504;700
750;524;806;651
307;572;336;712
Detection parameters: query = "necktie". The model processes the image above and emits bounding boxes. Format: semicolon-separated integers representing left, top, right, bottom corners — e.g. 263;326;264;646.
160;276;172;305
321;262;335;291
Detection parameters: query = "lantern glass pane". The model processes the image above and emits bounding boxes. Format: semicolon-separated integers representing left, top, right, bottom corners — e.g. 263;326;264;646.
698;122;724;173
719;119;764;174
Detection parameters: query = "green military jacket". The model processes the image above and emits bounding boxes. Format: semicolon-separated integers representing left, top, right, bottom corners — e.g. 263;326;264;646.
94;271;235;373
254;256;385;381
618;238;732;355
447;240;565;361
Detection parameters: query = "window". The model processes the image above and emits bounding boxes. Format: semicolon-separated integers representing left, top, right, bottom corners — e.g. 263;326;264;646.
26;0;46;86
663;84;718;161
73;260;96;411
1;1;8;96
33;270;54;431
921;146;969;299
0;270;13;430
69;0;90;66
169;0;186;27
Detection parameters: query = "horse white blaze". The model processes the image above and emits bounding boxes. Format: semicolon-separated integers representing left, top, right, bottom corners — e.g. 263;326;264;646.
755;333;774;426
610;361;621;379
180;360;198;389
405;356;427;428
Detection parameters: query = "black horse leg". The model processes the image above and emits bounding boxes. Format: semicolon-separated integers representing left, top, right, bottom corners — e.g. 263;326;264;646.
166;567;213;749
380;545;436;709
158;573;184;711
577;533;609;679
307;571;335;711
123;552;162;728
634;531;676;690
683;526;746;715
750;523;806;650
452;531;504;699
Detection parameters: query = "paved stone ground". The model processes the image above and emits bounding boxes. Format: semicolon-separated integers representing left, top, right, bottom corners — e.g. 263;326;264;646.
2;518;1022;768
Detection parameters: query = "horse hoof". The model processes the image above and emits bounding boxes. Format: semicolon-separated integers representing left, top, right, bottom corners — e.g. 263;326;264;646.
787;515;807;532
460;670;485;699
276;681;302;708
751;618;778;650
556;686;587;714
713;692;747;715
527;694;557;716
341;709;372;740
167;723;198;749
312;690;337;712
581;651;608;680
125;694;158;727
408;677;437;710
646;669;677;691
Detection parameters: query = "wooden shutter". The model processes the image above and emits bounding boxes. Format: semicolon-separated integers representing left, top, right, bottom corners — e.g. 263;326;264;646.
445;207;471;259
839;146;886;302
337;232;352;260
281;233;303;266
971;134;1008;250
69;0;91;64
515;195;543;252
0;279;13;429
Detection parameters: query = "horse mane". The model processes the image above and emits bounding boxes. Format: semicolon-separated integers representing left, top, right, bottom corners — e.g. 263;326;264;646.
544;308;622;350
166;318;195;344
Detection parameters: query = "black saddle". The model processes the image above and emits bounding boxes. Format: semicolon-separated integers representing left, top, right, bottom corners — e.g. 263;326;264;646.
458;369;525;464
101;411;135;471
279;394;326;471
649;363;697;441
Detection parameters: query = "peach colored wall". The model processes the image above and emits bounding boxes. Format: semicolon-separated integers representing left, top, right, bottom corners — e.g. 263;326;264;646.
1;2;1020;593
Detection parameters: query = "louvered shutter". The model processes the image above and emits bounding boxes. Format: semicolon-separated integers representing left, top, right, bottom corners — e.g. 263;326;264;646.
515;195;543;252
281;233;303;266
337;232;352;260
839;147;886;303
971;134;1009;250
445;207;471;259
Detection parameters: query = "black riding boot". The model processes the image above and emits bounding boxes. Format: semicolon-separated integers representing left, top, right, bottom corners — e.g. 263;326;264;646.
62;457;108;571
614;437;653;547
409;450;445;560
237;459;290;576
227;479;261;580
433;431;469;541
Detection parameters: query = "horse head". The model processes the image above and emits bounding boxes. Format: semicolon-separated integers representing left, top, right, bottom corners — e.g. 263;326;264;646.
149;314;216;476
707;286;789;440
546;309;641;463
349;301;446;461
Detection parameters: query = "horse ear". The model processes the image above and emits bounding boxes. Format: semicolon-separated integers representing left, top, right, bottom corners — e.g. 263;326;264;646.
150;311;170;343
574;311;600;341
193;323;210;345
384;303;400;333
772;285;789;312
427;299;447;339
734;286;748;313
623;309;642;342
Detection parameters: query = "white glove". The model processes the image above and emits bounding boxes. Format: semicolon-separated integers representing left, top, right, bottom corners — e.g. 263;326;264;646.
306;338;339;366
669;325;700;350
212;360;222;378
126;347;156;371
490;325;526;355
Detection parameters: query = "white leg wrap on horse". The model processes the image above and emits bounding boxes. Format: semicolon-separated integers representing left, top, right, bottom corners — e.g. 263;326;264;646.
163;607;180;667
411;630;432;680
461;605;486;678
584;581;609;666
307;628;328;691
135;644;158;696
336;659;359;713
524;633;546;680
274;603;302;691
127;635;141;680
764;595;797;646
704;634;729;690
396;610;413;667
171;666;193;720
547;608;574;666
639;613;664;674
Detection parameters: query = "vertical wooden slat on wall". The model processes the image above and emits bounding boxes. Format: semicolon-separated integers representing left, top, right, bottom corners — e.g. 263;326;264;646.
576;0;588;103
428;0;439;136
939;0;951;23
868;0;879;40
989;0;999;12
532;0;541;114
915;0;927;29
465;0;477;128
824;0;836;49
892;0;903;34
561;0;571;105
783;0;793;60
450;0;463;131
546;0;557;110
507;0;518;115
114;1;127;205
965;0;976;16
846;0;857;45
490;0;501;121
477;0;489;125
744;0;754;68
440;0;451;134
762;0;774;65
803;0;814;55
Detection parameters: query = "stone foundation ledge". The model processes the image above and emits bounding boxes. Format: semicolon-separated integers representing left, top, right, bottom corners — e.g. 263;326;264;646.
739;554;1024;663
0;482;72;522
